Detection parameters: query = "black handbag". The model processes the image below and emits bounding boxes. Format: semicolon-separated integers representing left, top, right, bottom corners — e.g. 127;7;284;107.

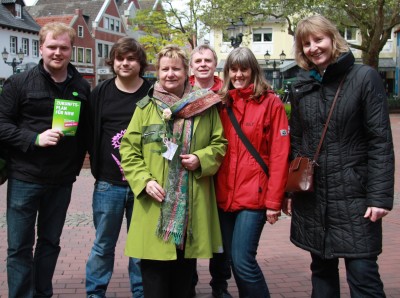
226;106;269;177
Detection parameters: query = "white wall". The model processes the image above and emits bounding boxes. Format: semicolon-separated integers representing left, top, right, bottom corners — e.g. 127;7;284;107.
0;29;40;81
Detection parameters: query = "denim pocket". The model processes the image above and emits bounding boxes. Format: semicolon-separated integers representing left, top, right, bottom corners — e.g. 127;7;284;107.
94;181;111;192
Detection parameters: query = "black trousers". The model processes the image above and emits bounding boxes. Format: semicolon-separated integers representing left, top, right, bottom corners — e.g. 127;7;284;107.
192;252;231;291
141;249;196;298
310;253;385;298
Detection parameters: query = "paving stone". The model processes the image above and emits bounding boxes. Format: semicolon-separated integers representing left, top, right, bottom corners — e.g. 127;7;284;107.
1;114;400;298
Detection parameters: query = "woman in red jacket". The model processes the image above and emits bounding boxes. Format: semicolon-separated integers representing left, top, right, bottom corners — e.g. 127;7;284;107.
216;47;290;297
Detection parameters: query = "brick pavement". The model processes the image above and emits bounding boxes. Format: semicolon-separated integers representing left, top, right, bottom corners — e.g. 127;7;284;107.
1;114;399;298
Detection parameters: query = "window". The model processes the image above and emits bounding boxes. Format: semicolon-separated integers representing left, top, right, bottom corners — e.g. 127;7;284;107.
22;38;29;56
15;4;22;18
341;28;357;41
71;46;76;62
77;47;84;63
86;48;92;63
10;36;17;54
32;40;39;57
253;29;272;43
104;16;120;32
97;43;103;57
115;20;120;32
78;26;84;38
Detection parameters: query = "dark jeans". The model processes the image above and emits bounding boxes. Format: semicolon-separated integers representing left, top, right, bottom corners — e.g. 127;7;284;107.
192;252;232;291
141;249;196;298
219;209;269;298
86;181;143;298
311;253;386;298
7;178;72;298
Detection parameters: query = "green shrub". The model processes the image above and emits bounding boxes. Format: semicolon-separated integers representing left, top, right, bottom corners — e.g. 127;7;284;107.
387;96;400;111
284;103;291;119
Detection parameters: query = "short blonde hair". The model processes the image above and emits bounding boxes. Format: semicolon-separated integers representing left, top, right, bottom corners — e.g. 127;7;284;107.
294;15;349;70
220;47;270;104
39;22;76;46
156;45;189;77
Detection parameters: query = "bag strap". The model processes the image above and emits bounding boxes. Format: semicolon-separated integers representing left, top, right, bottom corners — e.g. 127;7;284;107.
313;75;347;163
226;106;269;177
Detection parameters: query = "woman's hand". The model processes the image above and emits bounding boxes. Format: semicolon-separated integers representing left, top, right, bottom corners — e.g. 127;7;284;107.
180;154;200;171
266;209;281;225
146;180;166;203
364;207;389;222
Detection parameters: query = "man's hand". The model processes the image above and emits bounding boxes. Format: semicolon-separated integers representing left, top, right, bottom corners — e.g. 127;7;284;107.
36;129;64;147
282;197;292;216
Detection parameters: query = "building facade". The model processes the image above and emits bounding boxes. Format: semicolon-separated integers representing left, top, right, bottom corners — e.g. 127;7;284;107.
0;0;41;84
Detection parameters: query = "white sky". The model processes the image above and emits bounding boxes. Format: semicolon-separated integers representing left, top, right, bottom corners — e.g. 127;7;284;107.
24;0;36;6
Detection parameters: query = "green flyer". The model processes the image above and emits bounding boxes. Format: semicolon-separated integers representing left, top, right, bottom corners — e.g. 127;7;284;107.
52;99;81;136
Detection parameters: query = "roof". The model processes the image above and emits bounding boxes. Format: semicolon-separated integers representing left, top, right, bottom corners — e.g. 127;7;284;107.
35;15;75;27
139;0;158;10
26;1;104;32
118;0;140;11
378;58;396;71
355;58;396;71
0;2;41;33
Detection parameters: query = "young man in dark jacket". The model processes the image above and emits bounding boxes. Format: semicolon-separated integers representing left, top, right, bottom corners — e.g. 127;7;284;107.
0;22;90;297
85;37;151;298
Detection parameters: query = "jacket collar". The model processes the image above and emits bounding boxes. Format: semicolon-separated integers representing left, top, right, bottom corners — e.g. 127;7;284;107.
228;84;254;101
294;51;354;92
38;59;78;85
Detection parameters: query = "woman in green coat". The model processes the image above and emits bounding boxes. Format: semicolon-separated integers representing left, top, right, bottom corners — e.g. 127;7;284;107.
120;45;227;298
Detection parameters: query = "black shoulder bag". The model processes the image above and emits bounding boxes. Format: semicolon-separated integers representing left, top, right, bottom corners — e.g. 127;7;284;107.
226;107;269;177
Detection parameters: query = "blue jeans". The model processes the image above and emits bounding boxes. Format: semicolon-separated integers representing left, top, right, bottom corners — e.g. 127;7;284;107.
219;209;269;298
311;253;386;298
85;181;143;298
7;178;72;298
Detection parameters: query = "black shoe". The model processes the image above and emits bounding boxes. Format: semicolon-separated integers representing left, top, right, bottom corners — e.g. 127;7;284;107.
212;288;233;298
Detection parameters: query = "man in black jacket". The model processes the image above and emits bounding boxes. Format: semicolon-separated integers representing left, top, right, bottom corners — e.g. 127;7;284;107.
0;22;90;297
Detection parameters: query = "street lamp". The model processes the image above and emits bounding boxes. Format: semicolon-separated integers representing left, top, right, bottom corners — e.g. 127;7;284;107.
264;50;286;89
227;17;246;48
2;47;24;74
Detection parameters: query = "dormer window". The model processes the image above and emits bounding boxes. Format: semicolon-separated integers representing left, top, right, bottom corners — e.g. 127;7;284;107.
15;4;22;19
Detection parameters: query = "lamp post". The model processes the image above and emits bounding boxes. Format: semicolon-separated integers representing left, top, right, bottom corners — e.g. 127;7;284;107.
264;50;286;89
227;17;246;48
2;47;24;74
